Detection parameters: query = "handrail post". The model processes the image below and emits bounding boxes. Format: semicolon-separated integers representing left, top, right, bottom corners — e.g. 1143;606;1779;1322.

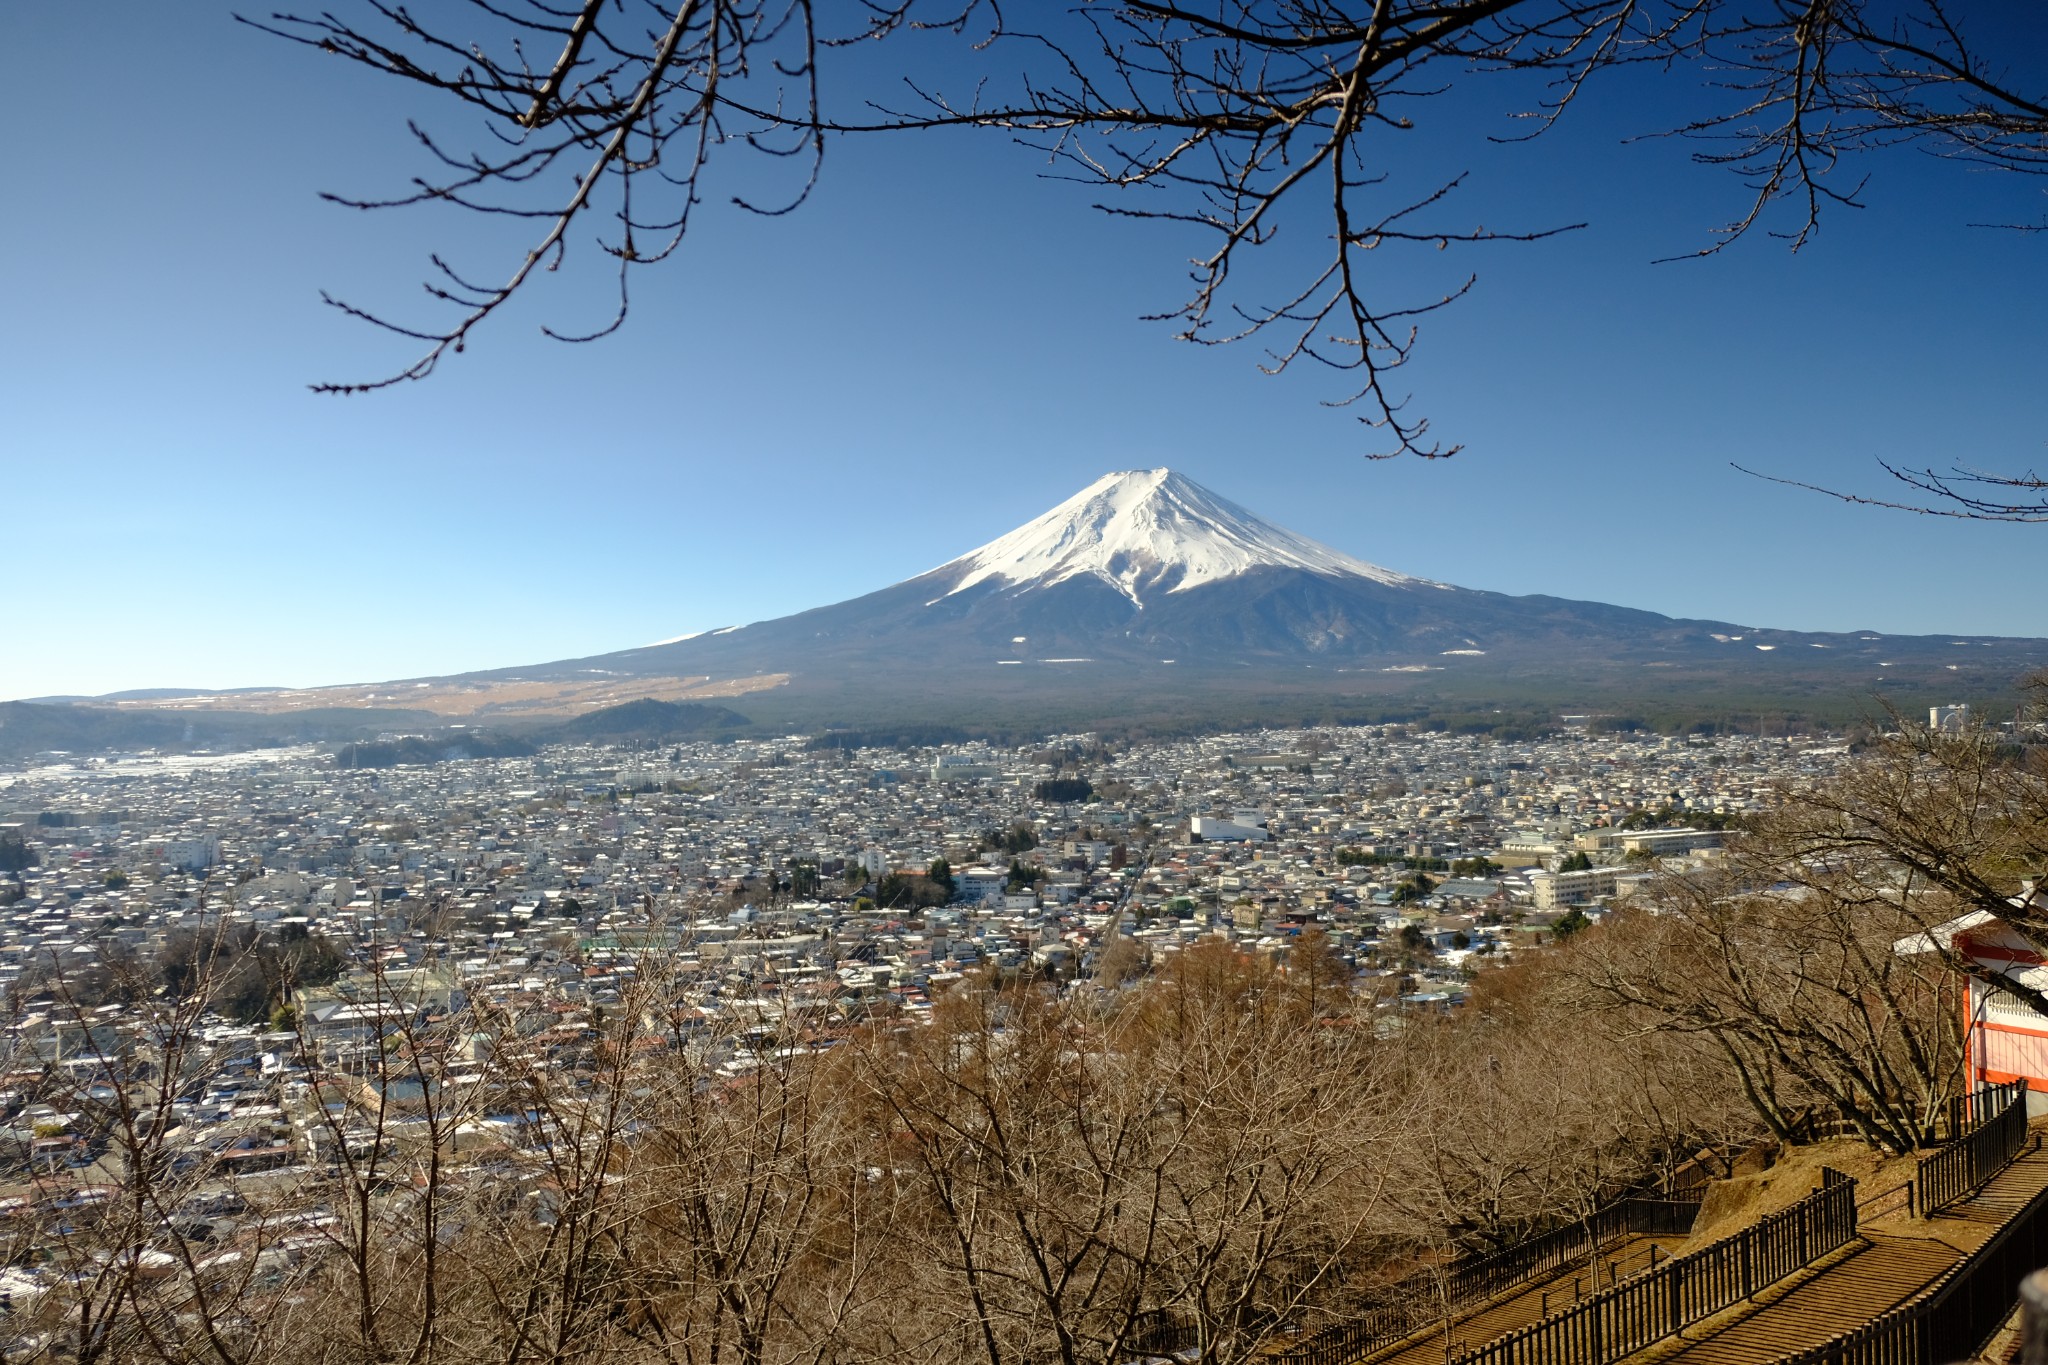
1668;1260;1681;1339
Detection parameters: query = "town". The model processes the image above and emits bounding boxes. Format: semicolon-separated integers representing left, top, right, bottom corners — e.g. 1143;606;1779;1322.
0;720;1848;1202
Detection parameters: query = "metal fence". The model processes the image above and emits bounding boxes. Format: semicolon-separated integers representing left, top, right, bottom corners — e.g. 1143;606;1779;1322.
1916;1080;2029;1215
1947;1080;2023;1136
1153;1093;2026;1365
1128;1309;1200;1357
1855;1179;1914;1225
1262;1312;1412;1365
1449;1170;1858;1365
1787;1088;2014;1149
1439;1197;1703;1306
1255;1193;1703;1365
1779;1168;2048;1365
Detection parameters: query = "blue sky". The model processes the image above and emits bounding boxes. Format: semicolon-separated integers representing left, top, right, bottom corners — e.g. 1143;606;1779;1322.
4;4;2046;700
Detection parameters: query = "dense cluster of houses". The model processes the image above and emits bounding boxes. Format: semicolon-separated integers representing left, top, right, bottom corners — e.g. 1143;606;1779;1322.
0;719;1854;1294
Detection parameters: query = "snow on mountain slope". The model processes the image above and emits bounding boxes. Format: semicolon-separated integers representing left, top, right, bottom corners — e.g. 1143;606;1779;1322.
932;468;1429;607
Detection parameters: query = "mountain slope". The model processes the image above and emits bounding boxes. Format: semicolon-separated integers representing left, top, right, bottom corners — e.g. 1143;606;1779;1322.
482;468;2044;691
549;699;751;741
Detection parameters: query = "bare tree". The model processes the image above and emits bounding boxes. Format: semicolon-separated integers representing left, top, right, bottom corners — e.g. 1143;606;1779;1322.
1564;720;2031;1151
1736;460;2048;523
0;867;1988;1365
1549;688;2048;1158
249;0;2047;458
830;945;1403;1365
1396;957;1747;1252
0;922;332;1365
610;998;874;1365
1574;873;1967;1151
1758;694;2048;1007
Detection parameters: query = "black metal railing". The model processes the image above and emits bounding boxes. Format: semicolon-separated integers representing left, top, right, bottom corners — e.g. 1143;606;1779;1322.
1450;1169;1858;1365
1256;1192;1703;1365
1128;1308;1200;1357
1533;1240;1675;1319
1947;1081;2021;1137
1786;1087;2017;1149
1855;1179;1914;1225
1438;1197;1702;1306
1263;1313;1411;1365
1917;1080;2029;1215
1778;1168;2048;1365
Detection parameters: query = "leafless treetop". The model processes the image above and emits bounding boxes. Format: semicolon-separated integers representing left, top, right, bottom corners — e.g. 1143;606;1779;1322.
250;0;2045;466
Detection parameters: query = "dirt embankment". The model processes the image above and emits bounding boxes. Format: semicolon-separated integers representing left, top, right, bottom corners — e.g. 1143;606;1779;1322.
1685;1138;1920;1247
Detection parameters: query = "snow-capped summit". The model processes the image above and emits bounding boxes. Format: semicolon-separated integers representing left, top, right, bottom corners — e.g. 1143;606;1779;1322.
932;468;1425;607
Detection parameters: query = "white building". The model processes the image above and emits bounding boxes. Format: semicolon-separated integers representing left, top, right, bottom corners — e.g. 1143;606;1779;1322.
931;755;1002;782
1498;835;1560;867
163;835;220;872
1190;816;1269;843
957;867;1009;903
1619;828;1727;857
1896;886;2048;1114
1529;866;1652;910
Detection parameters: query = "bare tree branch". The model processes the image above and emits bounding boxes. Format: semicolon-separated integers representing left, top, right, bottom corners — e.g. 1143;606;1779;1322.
251;0;2046;461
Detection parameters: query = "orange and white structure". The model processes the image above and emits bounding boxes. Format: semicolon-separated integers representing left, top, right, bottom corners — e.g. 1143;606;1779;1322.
1897;883;2048;1110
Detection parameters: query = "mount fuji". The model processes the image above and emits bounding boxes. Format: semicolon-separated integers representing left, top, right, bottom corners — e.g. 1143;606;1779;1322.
31;469;2044;743
457;468;2041;710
